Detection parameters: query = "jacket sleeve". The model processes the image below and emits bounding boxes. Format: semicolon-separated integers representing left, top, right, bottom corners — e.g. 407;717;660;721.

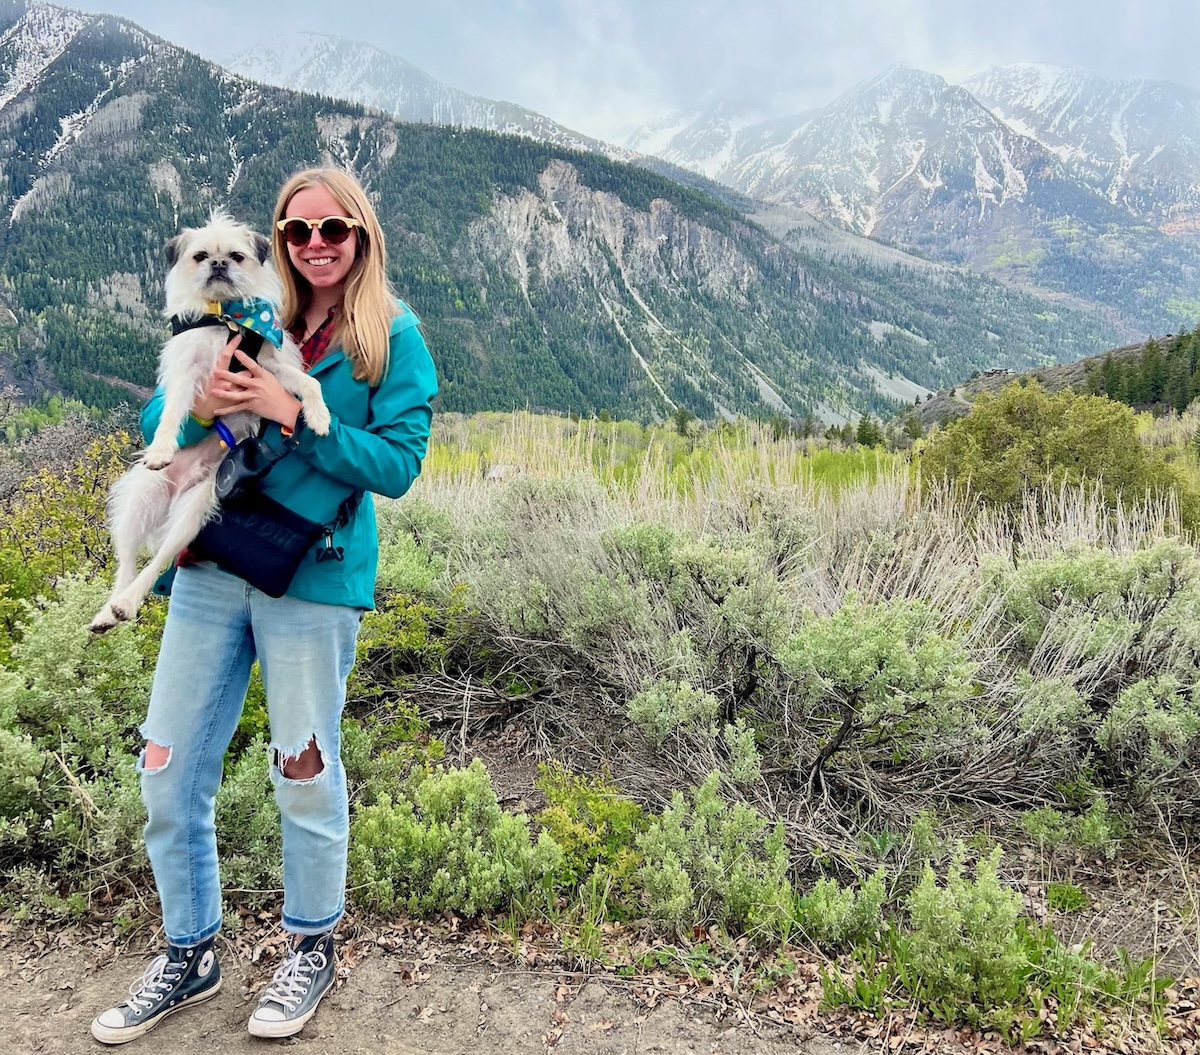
292;320;437;499
139;387;213;448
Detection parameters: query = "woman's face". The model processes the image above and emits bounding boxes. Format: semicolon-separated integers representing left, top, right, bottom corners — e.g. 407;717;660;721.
281;185;360;296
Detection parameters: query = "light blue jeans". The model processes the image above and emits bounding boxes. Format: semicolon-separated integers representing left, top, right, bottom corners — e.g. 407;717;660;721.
139;562;362;947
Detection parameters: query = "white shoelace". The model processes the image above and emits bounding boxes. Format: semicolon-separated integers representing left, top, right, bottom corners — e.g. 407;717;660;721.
126;954;184;1011
258;949;328;1012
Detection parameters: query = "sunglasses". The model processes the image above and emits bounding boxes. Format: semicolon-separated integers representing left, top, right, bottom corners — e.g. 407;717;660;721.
276;215;361;246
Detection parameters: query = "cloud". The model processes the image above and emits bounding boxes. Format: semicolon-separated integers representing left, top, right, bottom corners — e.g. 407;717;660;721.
62;0;1200;138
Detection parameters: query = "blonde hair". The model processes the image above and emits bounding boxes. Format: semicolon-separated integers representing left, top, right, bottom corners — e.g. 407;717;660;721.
272;167;395;385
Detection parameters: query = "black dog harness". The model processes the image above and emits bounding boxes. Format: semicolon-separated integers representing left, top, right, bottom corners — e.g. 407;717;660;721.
168;313;265;372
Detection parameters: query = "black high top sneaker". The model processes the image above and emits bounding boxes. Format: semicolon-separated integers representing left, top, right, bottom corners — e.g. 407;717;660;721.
90;937;221;1045
247;930;336;1038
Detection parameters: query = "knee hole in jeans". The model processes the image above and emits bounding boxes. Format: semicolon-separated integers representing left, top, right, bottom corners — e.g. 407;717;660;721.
274;737;325;781
142;741;171;772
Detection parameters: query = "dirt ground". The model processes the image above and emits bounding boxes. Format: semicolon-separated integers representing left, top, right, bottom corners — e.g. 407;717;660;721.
3;930;858;1055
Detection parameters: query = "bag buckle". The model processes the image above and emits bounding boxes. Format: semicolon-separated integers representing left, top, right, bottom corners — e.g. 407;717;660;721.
316;528;344;563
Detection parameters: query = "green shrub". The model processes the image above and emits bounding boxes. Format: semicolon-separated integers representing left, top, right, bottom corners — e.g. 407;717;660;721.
778;596;977;783
636;772;792;938
626;679;719;744
795;870;887;949
721;718;763;784
215;738;282;904
1020;807;1072;853
1046;881;1089;913
534;763;645;898
0;433;130;660
920;382;1198;525
1097;675;1200;815
0;576;156;885
349;759;561;917
902;846;1025;1008
985;542;1200;672
908;809;943;863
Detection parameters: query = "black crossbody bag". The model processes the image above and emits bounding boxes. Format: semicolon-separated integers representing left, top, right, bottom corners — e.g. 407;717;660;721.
188;425;361;597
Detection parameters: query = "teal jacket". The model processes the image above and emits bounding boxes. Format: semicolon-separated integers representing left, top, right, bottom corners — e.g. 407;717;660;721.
142;302;437;610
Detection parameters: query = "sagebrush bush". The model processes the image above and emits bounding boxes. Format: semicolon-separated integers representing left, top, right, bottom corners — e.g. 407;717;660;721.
903;845;1025;1007
985;541;1200;692
349;759;561;916
626;678;719;744
778;595;978;784
1097;675;1200;817
795;869;887;949
0;576;156;885
636;772;793;938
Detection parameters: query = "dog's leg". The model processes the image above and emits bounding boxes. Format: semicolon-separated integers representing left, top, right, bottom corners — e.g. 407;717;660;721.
93;474;220;632
90;443;223;633
108;466;172;594
259;349;331;435
292;372;331;435
142;374;197;470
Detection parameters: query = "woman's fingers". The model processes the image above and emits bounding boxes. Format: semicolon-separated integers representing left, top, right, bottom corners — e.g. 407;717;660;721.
217;333;242;370
230;347;263;374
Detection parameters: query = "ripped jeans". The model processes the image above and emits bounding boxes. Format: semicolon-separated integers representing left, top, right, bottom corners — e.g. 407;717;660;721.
139;561;362;947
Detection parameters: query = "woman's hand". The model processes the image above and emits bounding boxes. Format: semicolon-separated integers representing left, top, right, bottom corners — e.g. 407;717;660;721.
207;337;302;431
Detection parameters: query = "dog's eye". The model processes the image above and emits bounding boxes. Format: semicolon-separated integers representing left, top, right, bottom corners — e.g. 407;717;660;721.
229;252;245;264
193;251;209;263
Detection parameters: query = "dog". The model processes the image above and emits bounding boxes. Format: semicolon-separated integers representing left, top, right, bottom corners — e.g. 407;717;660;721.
88;213;330;633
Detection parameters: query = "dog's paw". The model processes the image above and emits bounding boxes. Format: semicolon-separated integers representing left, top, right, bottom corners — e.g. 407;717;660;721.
303;400;331;436
142;448;175;471
88;606;122;634
109;597;137;622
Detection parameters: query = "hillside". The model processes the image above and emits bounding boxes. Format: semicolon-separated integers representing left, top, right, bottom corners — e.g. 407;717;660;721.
911;338;1150;429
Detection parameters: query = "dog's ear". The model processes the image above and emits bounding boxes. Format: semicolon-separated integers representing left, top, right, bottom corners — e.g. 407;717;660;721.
164;234;186;268
253;233;271;264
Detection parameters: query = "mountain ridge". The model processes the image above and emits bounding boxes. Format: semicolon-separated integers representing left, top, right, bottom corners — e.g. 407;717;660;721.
0;2;1126;425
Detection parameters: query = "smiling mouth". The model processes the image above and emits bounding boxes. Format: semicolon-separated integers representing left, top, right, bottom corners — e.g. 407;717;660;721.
304;257;336;266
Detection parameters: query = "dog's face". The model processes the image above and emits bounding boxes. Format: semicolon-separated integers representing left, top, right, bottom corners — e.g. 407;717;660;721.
162;212;279;316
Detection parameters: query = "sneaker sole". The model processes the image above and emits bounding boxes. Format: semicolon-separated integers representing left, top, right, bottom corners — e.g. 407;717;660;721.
246;976;334;1039
90;977;223;1046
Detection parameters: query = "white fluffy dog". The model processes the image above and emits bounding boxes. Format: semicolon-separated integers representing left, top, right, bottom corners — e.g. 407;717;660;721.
88;213;330;633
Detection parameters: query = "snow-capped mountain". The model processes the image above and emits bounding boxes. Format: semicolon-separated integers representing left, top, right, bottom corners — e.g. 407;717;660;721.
621;66;1200;333
964;64;1200;223
221;32;623;158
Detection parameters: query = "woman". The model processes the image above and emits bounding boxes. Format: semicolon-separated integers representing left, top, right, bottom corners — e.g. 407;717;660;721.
91;168;437;1044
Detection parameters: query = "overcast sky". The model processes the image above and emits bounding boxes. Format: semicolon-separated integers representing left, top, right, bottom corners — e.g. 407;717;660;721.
65;1;1200;137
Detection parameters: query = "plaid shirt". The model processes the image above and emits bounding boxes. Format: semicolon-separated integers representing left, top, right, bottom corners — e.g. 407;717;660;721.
293;307;339;370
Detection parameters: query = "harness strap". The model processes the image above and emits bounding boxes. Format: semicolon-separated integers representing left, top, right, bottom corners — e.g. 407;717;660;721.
168;313;266;367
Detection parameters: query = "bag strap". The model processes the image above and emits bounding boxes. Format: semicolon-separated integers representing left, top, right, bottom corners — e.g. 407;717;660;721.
217;425;364;565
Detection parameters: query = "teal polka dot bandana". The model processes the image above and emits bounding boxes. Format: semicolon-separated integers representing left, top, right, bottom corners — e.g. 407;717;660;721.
208;297;285;350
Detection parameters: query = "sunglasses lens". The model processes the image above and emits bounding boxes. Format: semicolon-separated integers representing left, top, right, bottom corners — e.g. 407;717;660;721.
281;219;313;245
280;218;356;245
318;218;353;244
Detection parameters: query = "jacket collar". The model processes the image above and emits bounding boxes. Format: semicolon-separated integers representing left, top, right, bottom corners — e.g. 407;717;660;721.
305;348;347;378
